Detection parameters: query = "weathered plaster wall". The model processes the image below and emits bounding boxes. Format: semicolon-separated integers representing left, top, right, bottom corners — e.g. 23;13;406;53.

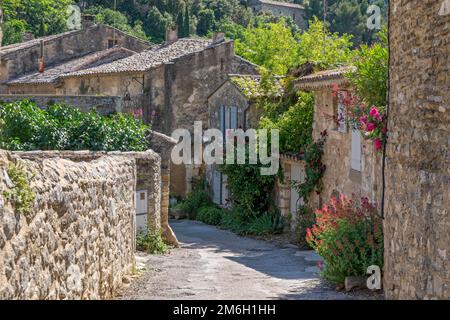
384;0;449;299
0;149;161;299
0;94;122;115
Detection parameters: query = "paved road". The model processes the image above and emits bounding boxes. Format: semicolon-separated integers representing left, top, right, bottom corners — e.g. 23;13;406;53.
118;220;364;300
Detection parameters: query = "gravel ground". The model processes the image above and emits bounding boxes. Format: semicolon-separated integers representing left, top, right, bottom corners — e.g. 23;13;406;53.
116;220;382;300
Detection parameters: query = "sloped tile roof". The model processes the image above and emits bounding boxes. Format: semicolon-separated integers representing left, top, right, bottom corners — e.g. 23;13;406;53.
7;47;136;85
62;38;223;77
294;66;356;90
259;0;305;9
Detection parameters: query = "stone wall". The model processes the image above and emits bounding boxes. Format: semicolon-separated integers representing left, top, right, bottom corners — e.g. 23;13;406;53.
0;149;160;299
310;87;382;208
249;0;307;29
384;0;450;299
0;94;122;115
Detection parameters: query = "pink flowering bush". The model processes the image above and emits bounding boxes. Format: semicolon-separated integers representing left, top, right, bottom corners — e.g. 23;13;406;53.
306;193;384;284
333;88;387;151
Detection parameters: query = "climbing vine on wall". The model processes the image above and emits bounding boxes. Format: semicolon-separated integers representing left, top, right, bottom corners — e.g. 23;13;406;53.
292;130;327;203
3;162;35;216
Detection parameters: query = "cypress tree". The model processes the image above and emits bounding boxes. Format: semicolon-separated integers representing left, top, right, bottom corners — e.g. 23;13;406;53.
183;5;190;37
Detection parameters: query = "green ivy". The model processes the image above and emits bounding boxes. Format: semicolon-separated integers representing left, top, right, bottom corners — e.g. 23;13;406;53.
292;132;327;202
3;163;35;216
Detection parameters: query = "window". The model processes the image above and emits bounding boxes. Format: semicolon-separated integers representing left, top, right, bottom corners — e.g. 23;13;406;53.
351;129;362;171
108;39;118;48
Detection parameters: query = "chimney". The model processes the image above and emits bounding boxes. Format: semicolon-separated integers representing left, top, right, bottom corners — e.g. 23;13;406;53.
81;14;96;29
38;40;45;73
165;26;178;44
212;32;225;45
21;32;35;42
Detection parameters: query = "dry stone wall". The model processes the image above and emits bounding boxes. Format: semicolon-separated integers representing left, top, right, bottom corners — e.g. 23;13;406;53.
385;0;450;299
0;149;160;299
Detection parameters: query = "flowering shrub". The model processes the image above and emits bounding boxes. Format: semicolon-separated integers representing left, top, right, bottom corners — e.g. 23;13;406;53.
333;28;388;151
306;193;383;284
333;88;386;151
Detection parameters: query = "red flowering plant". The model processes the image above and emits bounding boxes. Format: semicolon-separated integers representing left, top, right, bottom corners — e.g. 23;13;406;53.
306;193;383;284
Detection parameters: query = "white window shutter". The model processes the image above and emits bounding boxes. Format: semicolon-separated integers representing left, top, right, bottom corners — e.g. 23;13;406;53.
351;129;362;171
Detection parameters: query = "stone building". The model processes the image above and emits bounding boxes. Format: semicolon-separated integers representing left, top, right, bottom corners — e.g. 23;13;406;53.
248;0;307;29
206;74;282;205
293;66;383;210
0;21;258;198
384;0;449;299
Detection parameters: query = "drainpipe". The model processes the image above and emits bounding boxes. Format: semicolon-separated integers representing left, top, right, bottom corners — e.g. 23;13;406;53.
38;40;45;73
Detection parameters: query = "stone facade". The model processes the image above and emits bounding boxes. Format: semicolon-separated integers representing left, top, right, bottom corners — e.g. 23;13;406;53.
0;24;151;93
248;0;307;29
295;69;382;208
0;149;160;299
384;0;450;299
0;94;122;115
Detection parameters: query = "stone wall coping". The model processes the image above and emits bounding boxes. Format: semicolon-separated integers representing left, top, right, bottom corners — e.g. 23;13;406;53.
9;149;160;161
0;94;120;99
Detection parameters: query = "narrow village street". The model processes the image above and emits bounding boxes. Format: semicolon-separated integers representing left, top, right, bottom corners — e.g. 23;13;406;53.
117;220;375;300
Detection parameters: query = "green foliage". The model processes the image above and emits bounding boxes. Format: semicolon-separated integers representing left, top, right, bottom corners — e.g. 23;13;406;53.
3;163;35;216
296;17;355;70
247;212;284;236
305;0;388;45
294;205;315;249
0;101;149;151
2;0;73;45
307;194;383;284
260;91;314;153
84;6;149;40
2;19;27;46
235;18;299;75
145;6;174;43
292;132;327;202
196;206;223;226
235;18;354;75
219;160;276;217
196;8;215;36
346;27;388;108
136;229;170;254
177;181;213;219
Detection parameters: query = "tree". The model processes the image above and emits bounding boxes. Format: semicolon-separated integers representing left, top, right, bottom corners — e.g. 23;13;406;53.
182;4;190;37
2;0;73;43
145;6;174;42
234;17;354;75
2;19;27;45
235;19;299;75
304;0;388;45
196;8;215;36
84;6;149;40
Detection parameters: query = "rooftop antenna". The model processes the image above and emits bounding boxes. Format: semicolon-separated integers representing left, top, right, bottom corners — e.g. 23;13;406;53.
323;0;327;56
113;0;117;45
